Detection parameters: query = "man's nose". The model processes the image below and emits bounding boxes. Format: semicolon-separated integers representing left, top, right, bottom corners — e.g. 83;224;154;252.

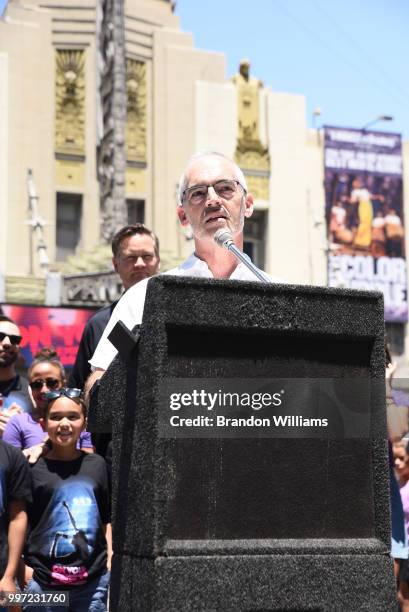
134;256;146;267
205;185;221;206
0;334;12;347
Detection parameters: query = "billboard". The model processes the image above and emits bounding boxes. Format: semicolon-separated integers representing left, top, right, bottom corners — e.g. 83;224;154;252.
324;126;406;322
0;304;96;368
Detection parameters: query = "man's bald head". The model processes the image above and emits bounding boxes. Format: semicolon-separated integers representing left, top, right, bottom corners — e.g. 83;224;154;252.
178;152;248;206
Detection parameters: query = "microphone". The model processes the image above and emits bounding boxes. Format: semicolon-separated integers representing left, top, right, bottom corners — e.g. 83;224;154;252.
214;229;270;283
214;229;234;249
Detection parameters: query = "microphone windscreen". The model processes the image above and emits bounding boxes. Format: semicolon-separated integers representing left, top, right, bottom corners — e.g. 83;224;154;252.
214;228;233;248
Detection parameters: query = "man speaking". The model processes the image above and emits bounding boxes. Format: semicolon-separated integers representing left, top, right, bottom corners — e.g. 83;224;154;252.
89;152;276;376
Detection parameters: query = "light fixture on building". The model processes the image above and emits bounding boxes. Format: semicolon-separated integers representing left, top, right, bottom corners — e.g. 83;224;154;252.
362;115;394;131
312;107;322;129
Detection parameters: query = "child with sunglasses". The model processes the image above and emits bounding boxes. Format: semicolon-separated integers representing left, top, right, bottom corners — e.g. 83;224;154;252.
3;349;93;456
23;388;111;612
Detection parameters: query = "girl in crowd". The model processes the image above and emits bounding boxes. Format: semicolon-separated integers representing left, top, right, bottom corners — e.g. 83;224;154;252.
23;388;111;612
3;348;93;454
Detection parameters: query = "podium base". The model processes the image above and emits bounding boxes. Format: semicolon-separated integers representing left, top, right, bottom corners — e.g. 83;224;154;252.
110;550;396;611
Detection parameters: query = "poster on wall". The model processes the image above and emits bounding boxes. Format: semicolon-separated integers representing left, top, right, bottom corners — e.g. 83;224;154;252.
0;304;95;367
324;125;407;322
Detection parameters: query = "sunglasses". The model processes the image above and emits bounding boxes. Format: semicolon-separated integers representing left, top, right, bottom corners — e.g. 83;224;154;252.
0;331;22;346
29;378;61;391
45;388;82;403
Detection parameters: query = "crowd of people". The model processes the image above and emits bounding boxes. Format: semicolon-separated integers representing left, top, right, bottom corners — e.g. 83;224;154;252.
387;347;409;611
0;222;160;611
0;152;407;610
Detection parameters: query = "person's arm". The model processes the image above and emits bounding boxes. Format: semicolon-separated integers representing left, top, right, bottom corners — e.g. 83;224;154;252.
0;499;27;600
2;414;23;447
22;441;50;464
99;458;112;570
104;523;113;571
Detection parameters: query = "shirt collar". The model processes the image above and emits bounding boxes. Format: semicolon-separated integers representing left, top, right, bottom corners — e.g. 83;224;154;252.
178;252;261;281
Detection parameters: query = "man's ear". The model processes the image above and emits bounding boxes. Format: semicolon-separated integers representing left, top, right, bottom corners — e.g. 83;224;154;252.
244;193;254;218
112;256;118;273
177;206;190;226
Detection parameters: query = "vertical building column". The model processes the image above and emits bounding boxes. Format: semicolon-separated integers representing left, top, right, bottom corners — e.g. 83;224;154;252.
97;0;127;243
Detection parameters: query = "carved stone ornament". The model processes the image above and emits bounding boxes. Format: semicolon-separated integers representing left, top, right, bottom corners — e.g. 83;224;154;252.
55;50;86;155
62;271;123;306
232;59;270;200
97;0;128;243
232;59;271;200
231;58;263;144
126;59;147;163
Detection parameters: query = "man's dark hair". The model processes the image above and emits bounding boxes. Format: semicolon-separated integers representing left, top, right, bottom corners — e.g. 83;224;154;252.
111;224;159;258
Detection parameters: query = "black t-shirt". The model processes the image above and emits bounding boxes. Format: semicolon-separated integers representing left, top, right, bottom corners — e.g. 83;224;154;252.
0;439;32;577
25;453;110;588
68;303;118;390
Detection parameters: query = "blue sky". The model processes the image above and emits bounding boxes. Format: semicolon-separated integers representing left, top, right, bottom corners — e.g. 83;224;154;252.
1;0;408;137
175;0;409;137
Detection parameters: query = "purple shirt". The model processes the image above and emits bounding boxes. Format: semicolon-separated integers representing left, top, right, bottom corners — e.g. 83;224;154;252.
401;481;409;539
3;412;93;450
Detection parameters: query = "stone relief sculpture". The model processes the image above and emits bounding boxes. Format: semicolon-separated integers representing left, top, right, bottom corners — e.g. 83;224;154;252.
231;59;270;200
126;59;147;163
55;50;85;155
232;58;263;144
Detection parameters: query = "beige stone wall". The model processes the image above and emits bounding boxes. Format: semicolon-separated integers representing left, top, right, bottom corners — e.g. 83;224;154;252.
0;52;8;280
0;6;54;276
304;130;327;286
151;30;226;262
195;81;237;159
0;0;99;276
0;0;321;283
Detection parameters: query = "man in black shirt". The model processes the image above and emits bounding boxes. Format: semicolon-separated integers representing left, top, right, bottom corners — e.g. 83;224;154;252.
69;224;160;391
0;439;31;604
69;225;160;458
0;316;31;436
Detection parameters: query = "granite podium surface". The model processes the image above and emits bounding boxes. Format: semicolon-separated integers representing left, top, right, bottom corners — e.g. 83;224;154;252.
91;276;396;611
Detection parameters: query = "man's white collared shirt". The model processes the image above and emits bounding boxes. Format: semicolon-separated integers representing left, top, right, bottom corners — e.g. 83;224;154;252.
90;253;276;371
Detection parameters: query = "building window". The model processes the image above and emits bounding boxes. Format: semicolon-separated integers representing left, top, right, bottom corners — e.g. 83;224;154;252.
127;199;145;225
244;210;266;269
56;193;82;261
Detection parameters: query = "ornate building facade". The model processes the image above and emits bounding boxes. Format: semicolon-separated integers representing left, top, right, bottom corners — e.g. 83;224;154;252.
1;0;409;358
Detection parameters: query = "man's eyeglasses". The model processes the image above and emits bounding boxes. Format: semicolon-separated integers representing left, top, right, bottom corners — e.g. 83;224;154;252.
182;179;245;206
45;388;82;402
0;331;22;346
29;378;61;391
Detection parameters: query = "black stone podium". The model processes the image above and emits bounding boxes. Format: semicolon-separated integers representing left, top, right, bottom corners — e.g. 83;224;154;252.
91;276;396;611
